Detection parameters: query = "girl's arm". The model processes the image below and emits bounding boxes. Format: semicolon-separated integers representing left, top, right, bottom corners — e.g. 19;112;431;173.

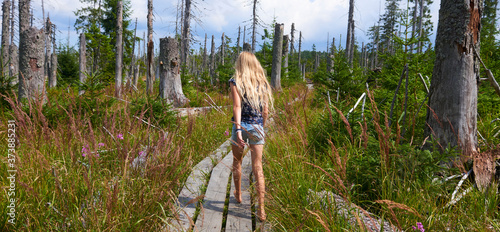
230;82;245;147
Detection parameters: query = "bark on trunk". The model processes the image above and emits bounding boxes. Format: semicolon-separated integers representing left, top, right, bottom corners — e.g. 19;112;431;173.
146;0;154;94
346;0;355;64
290;23;295;55
418;0;424;53
181;0;191;67
236;26;241;55
128;18;137;85
9;44;17;84
426;0;485;189
251;0;257;53
243;42;251;52
271;23;283;91
79;33;86;95
18;0;46;103
203;33;207;72
221;32;225;66
210;35;215;83
49;51;57;87
328;37;335;73
2;0;10;77
283;35;289;76
115;1;123;98
159;37;188;107
298;31;302;68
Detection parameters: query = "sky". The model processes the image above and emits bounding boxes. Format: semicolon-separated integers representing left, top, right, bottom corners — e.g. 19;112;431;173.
7;0;441;53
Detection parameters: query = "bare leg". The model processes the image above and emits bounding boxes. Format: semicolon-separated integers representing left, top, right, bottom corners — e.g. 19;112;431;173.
232;144;244;203
250;144;266;221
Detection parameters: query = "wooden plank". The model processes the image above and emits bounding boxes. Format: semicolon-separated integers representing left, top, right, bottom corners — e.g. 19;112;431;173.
226;153;253;232
172;140;231;231
193;150;234;231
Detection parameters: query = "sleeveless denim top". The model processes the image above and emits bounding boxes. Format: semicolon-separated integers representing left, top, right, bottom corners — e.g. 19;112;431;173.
229;79;264;126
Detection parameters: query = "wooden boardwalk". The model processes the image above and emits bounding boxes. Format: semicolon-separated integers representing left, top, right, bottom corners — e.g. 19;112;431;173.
169;139;269;232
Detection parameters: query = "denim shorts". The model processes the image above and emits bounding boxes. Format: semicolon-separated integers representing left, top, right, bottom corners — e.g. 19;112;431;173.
231;121;265;145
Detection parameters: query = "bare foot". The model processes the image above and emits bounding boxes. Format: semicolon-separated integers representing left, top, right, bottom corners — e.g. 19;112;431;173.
233;190;242;203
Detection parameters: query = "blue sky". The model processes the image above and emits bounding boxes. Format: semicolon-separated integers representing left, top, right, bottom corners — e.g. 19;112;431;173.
7;0;440;53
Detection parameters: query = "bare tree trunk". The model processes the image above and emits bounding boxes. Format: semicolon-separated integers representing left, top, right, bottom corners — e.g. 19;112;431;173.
328;37;335;73
346;0;354;64
18;0;46;103
9;0;16;82
46;17;56;87
298;31;302;68
49;50;57;87
314;53;319;72
410;0;418;53
2;0;10;77
79;33;86;95
128;18;137;85
221;32;225;66
115;1;123;98
251;0;257;53
243;42;251;52
271;23;283;90
146;0;154;94
202;33;207;72
418;0;424;53
236;26;241;55
243;25;246;45
181;0;191;67
210;35;215;83
283;35;289;76
159;37;188;106
426;0;485;189
290;23;295;55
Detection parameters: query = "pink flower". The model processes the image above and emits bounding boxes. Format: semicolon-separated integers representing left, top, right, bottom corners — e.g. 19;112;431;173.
224;129;229;136
98;142;105;147
139;151;145;157
117;133;124;140
82;145;89;157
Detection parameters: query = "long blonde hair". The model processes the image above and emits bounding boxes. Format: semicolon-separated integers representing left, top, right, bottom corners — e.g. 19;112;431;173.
233;52;274;113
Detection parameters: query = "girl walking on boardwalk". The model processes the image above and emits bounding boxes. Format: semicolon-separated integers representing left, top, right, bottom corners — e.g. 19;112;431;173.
229;51;274;222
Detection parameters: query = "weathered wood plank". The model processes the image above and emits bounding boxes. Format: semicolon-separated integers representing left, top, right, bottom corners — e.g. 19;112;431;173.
194;150;234;231
226;153;252;232
173;140;231;231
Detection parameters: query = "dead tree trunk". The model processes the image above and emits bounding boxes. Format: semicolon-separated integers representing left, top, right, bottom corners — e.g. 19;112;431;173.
271;23;283;91
314;53;319;72
146;0;154;94
49;49;57;88
346;0;355;65
426;0;486;189
243;26;246;46
243;42;251;52
236;26;241;55
9;0;16;82
159;37;188;107
46;17;57;88
298;31;302;68
128;18;137;85
418;0;424;53
18;0;46;103
181;0;191;67
2;0;10;77
283;35;289;76
290;23;295;55
79;33;86;95
115;0;123;98
221;32;225;66
210;34;215;83
410;0;418;53
203;33;207;72
251;0;257;53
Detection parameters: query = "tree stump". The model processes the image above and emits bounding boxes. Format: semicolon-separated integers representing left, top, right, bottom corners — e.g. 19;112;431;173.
18;27;46;103
159;37;188;107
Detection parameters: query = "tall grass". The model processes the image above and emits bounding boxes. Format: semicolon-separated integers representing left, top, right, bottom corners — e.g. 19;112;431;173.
0;84;231;231
264;82;500;231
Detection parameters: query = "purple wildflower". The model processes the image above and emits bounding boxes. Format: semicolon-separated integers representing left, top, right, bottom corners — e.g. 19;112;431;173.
117;133;124;140
98;142;105;147
417;222;424;232
225;129;229;136
412;226;417;230
82;145;89;157
139;151;146;157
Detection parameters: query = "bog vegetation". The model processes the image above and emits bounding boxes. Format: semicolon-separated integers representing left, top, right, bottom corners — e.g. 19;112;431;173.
1;0;500;231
